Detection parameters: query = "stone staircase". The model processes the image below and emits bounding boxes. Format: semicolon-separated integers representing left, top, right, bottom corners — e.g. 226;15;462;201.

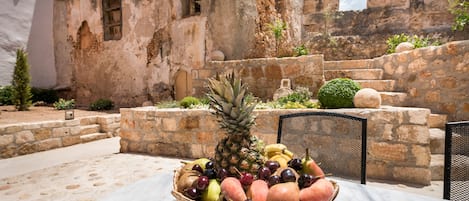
324;59;469;182
79;119;109;143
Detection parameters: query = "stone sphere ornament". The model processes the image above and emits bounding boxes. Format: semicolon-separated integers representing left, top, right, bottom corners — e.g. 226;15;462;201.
353;88;381;108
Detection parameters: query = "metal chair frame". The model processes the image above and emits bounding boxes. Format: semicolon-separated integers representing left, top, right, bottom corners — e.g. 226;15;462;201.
443;121;469;200
277;111;367;184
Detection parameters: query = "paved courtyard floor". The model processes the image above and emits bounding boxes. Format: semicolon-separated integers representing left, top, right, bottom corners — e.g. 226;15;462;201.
0;137;444;201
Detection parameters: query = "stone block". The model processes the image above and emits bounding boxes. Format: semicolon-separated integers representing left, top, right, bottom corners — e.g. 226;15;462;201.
265;65;282;80
396;125;429;144
97;116;114;125
367;161;390;178
407;109;429;125
15;131;34;144
62;135;81;146
35;138;61;152
23;123;41;130
134;110;148;120
411;145;430;166
392;167;431;185
120;130;142;142
121;119;136;130
18;143;35;155
33;128;52;141
440;77;457;89
0;145;17;158
42;121;64;128
80;117;97;125
179;116;200;130
120;140;129;152
52;127;71;137
0;135;14;147
79;125;100;135
5;125;22;134
162;118;178;131
424;91;440;103
173;132;193;143
196;132;214;144
143;133;159;143
251;67;264;79
64;119;80;126
254;115;279;133
370;142;407;162
283;64;300;76
70;126;82;135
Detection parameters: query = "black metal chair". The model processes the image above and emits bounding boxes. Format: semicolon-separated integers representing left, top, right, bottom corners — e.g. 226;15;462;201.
444;121;469;201
277;112;367;184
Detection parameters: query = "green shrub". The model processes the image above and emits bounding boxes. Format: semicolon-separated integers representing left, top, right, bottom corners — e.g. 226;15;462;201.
155;100;180;108
318;78;361;109
180;96;201;108
293;44;309;56
12;49;32;111
31;87;59;104
283;101;307;109
53;98;75;110
278;87;312;105
386;34;441;54
90;98;114;111
0;85;15;105
449;0;469;31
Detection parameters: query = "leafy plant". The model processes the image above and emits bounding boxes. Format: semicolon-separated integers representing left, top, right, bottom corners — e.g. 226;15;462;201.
12;49;32;111
155;100;180;108
53;98;75;110
386;34;441;54
90;98;114;111
449;0;469;31
318;78;361;109
0;85;15;105
283;101;307;109
293;44;309;56
179;96;201;108
277;87;312;105
31;87;59;104
267;18;287;56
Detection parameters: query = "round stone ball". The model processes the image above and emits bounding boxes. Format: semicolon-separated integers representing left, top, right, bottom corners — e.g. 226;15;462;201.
210;50;225;61
395;42;414;53
354;88;381;108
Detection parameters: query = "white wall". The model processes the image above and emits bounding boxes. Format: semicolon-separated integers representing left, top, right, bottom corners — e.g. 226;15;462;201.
0;0;36;86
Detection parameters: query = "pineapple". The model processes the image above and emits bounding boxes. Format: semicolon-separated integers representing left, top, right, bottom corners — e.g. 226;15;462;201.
207;72;265;175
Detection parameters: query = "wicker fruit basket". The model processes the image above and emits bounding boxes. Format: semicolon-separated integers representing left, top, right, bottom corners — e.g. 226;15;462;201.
171;167;339;201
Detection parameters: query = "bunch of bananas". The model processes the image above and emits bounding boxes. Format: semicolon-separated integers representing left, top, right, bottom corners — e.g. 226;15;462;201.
264;143;294;167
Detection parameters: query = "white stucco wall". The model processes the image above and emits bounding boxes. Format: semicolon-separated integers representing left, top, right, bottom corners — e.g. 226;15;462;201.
0;0;55;88
0;0;36;86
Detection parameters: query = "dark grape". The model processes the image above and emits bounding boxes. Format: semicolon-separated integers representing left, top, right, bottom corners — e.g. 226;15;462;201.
192;164;204;174
204;168;217;179
239;172;254;186
268;175;281;187
184;187;200;199
257;166;272;181
297;173;313;189
280;168;297;183
205;161;215;169
217;168;228;181
265;160;281;173
196;176;209;190
288;158;303;172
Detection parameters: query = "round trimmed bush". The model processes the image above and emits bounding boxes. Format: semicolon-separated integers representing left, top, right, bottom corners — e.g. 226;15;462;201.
179;96;201;108
318;78;361;109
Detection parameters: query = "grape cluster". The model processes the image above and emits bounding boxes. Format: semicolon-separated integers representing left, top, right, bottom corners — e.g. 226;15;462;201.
183;160;227;200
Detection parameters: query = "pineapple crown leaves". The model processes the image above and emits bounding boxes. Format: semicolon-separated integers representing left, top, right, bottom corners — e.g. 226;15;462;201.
207;72;257;136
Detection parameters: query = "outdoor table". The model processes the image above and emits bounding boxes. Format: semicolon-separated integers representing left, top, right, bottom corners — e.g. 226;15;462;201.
100;173;446;201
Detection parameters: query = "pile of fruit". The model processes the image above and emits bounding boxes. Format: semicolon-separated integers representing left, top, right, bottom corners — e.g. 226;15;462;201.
172;73;337;201
173;144;336;201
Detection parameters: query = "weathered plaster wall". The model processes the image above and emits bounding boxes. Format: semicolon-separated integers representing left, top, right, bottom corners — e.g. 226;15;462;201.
302;0;469;60
0;0;36;86
56;0;207;107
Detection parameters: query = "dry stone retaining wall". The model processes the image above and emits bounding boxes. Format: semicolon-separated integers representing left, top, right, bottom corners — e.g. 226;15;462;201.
192;55;325;101
0;114;120;159
120;106;432;185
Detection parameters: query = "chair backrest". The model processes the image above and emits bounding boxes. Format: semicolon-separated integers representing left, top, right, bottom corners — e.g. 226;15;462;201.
444;121;469;200
277;112;367;184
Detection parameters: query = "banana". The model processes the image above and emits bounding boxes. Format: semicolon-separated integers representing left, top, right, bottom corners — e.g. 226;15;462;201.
264;143;287;153
270;154;292;168
282;149;294;159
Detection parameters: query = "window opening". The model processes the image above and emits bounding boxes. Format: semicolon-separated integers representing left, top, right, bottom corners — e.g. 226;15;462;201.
102;0;122;40
183;0;201;17
338;0;366;11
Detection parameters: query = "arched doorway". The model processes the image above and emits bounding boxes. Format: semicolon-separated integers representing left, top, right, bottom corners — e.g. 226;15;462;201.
174;70;192;101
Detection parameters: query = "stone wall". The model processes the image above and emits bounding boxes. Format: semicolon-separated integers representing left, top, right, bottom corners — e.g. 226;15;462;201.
192;55;325;101
0;114;120;159
303;0;469;60
120;106;432;185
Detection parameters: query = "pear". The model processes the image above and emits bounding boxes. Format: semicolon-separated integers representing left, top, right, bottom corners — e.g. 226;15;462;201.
266;182;300;201
193;158;211;170
301;148;325;177
202;179;221;201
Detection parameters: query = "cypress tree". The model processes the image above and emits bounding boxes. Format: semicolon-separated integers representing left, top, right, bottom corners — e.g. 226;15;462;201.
12;48;32;111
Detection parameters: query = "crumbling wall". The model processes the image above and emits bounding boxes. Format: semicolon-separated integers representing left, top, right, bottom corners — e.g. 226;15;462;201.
302;0;469;60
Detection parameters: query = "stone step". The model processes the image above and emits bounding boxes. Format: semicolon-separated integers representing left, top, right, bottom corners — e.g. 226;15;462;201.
80;133;109;143
356;80;396;92
431;154;469;181
428;114;447;129
324;59;372;70
324;69;383;80
380;92;407;106
430;128;445;154
80;124;101;135
430;154;444;180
